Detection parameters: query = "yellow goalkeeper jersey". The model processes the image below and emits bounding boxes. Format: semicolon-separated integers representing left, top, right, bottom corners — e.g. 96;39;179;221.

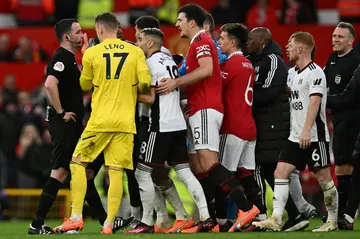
80;38;151;133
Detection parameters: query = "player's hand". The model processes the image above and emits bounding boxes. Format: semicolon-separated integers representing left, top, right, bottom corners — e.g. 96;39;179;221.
63;112;77;122
81;33;89;54
156;78;177;95
299;130;311;149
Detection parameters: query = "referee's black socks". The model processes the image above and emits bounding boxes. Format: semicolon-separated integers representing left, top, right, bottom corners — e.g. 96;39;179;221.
345;160;360;218
32;177;63;228
207;162;253;212
85;179;107;225
337;174;351;215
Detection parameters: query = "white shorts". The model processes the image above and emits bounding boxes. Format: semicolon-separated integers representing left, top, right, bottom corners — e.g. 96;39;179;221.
188;109;223;154
219;134;256;172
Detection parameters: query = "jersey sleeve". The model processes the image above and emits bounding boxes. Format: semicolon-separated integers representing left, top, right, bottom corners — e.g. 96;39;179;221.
47;55;66;80
136;49;151;93
192;38;213;60
309;69;326;97
146;59;159;87
80;49;94;91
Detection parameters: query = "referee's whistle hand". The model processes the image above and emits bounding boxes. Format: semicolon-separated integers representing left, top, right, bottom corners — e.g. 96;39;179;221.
63;112;77;122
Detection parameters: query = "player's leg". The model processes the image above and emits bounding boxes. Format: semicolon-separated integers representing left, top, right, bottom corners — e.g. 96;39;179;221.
236;140;266;221
54;130;108;233
101;132;134;234
252;141;300;231
170;130;210;230
312;142;338;232
85;153;107;226
288;170;316;217
343;156;360;230
126;132;167;234
127;130;143;227
29;122;79;235
332;118;354;216
188;109;259;232
188;127;215;205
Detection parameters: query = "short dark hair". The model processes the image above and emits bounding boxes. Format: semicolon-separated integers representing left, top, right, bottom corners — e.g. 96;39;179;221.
95;12;118;30
55;18;78;42
337;22;356;38
141;28;164;47
220;23;248;49
204;13;215;33
135;16;160;30
178;4;206;28
116;20;124;40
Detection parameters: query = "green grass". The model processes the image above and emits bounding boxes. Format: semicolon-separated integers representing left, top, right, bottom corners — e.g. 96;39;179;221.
0;219;359;239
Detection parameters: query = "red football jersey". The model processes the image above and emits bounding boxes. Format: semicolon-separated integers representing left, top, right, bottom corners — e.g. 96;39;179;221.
185;30;224;116
220;52;257;140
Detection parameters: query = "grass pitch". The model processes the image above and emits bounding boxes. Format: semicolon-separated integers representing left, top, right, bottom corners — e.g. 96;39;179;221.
0;219;359;239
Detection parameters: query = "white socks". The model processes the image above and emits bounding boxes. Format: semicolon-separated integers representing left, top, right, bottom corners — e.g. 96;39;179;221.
161;179;189;220
154;185;171;228
272;178;289;224
319;180;338;222
289;171;314;214
131;206;141;221
174;164;210;221
135;164;155;226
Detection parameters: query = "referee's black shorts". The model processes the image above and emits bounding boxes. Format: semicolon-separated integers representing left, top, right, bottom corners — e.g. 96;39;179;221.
332;111;360;166
48;116;82;172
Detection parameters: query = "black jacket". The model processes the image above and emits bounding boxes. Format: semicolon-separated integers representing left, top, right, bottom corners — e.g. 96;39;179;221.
249;41;290;164
327;64;360;111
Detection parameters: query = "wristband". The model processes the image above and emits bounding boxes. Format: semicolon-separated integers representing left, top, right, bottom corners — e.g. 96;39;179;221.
57;110;65;119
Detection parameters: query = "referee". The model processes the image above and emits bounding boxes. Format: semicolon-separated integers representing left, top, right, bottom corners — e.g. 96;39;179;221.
28;19;84;235
324;22;360;219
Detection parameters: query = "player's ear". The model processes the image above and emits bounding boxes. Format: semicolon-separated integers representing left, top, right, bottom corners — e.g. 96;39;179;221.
148;39;154;49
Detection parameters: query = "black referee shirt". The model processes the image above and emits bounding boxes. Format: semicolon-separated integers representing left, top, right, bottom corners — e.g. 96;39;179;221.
324;49;360;95
46;47;84;120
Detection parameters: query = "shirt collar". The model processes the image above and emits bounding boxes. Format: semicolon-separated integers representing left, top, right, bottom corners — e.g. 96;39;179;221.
190;30;206;44
227;51;243;59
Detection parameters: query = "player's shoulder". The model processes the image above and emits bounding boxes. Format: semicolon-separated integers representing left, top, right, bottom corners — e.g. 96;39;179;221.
50;48;68;62
191;31;213;46
305;62;325;78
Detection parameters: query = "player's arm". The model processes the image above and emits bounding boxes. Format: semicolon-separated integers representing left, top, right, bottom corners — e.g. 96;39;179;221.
80;50;94;91
253;56;287;106
44;75;63;113
300;71;326;149
327;65;360;110
136;50;151;94
176;56;213;87
138;87;155;104
44;60;65;113
178;57;187;76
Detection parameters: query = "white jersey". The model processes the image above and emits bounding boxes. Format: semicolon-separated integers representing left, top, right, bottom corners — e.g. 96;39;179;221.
288;62;330;143
287;66;298;87
146;51;187;132
138;47;172;118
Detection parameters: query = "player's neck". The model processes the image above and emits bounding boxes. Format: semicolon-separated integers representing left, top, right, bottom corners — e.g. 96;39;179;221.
102;33;118;41
188;27;203;42
296;56;312;71
337;47;352;57
146;48;161;58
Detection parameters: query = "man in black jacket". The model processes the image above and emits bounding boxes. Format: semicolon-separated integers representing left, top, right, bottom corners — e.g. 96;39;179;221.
247;27;314;231
327;64;360;230
324;22;360;220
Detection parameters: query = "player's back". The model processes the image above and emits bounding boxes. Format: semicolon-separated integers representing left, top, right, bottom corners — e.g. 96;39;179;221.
84;38;149;133
147;52;186;132
186;31;223;116
220;53;256;140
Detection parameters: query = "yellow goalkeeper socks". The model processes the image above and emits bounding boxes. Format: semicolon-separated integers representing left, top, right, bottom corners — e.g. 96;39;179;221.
69;162;87;217
105;168;124;223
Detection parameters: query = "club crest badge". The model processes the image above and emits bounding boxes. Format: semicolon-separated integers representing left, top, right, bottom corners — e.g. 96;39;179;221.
335;74;341;84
